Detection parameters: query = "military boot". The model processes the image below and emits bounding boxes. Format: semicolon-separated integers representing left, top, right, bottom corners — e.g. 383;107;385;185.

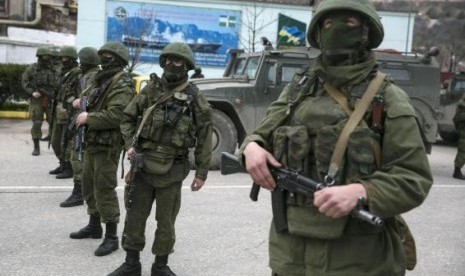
95;222;119;256
107;250;142;276
60;180;84;207
70;215;103;239
49;161;64;175
32;139;40;156
56;161;73;179
453;166;465;180
151;255;176;276
40;134;51;141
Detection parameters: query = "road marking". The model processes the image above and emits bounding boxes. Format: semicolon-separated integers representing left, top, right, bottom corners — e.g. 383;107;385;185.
0;184;462;193
0;185;253;192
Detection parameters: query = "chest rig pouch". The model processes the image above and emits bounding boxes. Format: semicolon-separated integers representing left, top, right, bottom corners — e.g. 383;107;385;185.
142;90;196;148
138;85;196;175
35;67;59;96
271;71;385;239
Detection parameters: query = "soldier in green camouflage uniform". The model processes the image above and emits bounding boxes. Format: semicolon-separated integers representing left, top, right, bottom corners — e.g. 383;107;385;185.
108;42;212;276
49;46;80;179
69;42;134;257
21;47;60;155
453;96;465;179
239;0;433;275
60;47;101;207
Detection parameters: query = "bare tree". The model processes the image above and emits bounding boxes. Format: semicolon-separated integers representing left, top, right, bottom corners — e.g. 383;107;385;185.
238;1;277;52
120;8;159;74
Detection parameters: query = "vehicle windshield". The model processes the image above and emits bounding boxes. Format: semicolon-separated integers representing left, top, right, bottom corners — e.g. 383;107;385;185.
232;56;260;79
451;78;465;94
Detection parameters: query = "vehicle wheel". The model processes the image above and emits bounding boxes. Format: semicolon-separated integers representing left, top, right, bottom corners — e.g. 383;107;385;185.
189;109;238;170
209;109;237;170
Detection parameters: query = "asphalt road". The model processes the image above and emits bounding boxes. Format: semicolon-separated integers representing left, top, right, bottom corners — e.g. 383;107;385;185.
1;118;464;276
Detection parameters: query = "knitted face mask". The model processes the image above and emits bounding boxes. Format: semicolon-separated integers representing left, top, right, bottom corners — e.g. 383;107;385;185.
319;12;365;65
163;57;187;83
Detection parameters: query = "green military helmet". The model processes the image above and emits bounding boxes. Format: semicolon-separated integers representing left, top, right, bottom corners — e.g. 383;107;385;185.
36;46;52;57
307;0;384;49
159;42;195;70
60;46;78;59
98;41;129;65
78;47;100;65
50;46;61;57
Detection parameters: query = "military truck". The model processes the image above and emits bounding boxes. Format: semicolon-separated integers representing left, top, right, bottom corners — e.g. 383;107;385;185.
437;71;465;142
192;45;441;169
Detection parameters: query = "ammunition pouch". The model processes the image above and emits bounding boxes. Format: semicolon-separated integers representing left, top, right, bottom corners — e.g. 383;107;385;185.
86;129;122;147
271;125;310;171
140;94;195;148
346;126;380;182
142;145;177;175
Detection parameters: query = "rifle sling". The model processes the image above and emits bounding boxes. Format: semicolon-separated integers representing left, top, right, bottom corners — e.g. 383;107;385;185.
324;72;386;180
134;81;189;141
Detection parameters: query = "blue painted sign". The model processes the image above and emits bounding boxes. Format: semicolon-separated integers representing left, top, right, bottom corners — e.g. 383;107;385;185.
106;1;241;67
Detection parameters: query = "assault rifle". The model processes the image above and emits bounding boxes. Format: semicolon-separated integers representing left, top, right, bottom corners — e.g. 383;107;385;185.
76;96;87;161
125;116;144;210
47;89;56;149
67;96;88;161
220;152;383;233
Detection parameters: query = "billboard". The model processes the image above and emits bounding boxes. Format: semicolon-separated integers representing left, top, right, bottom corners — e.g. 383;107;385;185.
105;1;241;67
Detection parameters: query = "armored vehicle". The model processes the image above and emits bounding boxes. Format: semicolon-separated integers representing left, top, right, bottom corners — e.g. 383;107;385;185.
374;47;441;152
193;46;441;169
438;72;465;142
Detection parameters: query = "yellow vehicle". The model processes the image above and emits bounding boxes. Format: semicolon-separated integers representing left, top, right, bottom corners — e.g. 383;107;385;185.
132;75;150;94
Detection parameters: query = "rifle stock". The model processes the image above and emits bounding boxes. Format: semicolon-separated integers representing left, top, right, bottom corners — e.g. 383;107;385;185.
220;151;384;229
125;116;143;211
220;152;261;201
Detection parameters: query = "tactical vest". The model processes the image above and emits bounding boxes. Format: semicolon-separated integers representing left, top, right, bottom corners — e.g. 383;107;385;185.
85;72;131;148
138;84;197;152
271;67;385;239
34;65;60;96
55;67;81;124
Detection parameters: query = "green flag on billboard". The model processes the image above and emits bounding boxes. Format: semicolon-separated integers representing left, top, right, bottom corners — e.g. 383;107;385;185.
277;13;306;49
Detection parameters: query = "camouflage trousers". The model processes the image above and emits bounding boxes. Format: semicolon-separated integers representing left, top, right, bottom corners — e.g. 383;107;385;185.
82;147;121;224
51;122;68;161
454;130;465;168
122;159;190;256
70;141;83;184
29;97;51;139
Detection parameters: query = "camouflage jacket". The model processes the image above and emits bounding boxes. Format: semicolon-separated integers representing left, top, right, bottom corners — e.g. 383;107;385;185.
21;62;60;97
239;70;433;220
121;80;212;180
55;66;81;124
83;69;134;150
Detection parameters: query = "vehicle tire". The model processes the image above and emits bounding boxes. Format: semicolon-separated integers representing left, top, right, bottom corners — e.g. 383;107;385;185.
189;109;238;170
209;109;237;170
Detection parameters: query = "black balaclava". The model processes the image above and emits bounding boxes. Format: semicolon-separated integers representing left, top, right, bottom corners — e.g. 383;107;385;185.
38;56;52;68
161;55;189;88
61;58;78;73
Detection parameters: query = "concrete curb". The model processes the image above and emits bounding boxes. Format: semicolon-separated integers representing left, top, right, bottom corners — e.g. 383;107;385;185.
0;110;29;119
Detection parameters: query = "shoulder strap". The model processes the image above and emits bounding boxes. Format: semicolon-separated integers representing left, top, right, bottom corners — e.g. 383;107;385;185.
323;83;353;115
325;72;386;184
